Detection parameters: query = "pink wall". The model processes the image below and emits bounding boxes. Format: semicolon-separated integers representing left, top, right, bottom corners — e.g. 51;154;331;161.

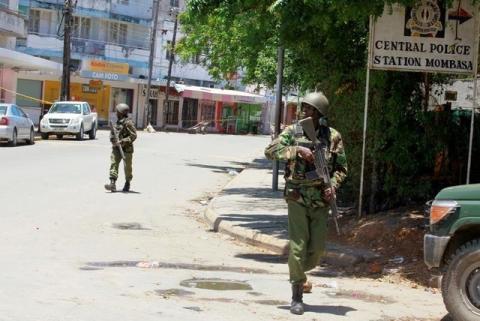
0;68;17;103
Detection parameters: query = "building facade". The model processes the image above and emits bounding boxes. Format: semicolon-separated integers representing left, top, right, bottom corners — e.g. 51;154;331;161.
1;0;61;123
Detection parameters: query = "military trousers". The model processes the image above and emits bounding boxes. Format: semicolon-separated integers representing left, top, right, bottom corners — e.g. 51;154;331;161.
109;148;133;182
287;201;328;284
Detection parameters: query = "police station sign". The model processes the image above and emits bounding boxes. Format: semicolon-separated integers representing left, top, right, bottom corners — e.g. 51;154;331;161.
370;0;480;74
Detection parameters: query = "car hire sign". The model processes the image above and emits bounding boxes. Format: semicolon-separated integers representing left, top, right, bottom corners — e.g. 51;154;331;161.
369;0;480;74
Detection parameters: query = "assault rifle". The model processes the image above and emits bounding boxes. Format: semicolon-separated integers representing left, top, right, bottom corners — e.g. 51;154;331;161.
298;117;341;235
110;120;125;160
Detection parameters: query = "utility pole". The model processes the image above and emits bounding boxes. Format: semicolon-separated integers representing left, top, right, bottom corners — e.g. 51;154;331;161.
144;0;160;128
60;0;73;101
272;46;284;191
163;7;179;128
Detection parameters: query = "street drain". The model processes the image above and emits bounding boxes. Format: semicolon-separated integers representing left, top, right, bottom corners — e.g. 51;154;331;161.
112;222;149;230
325;290;395;304
180;278;252;291
155;288;195;297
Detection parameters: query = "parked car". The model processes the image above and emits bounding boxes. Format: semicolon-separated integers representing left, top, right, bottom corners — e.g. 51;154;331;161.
39;101;97;140
424;184;480;321
0;104;35;146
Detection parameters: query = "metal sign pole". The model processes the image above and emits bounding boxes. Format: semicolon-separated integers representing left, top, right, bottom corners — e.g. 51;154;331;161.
358;16;374;217
466;4;480;184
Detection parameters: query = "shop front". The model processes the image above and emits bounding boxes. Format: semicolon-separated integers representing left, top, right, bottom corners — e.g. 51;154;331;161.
175;84;266;134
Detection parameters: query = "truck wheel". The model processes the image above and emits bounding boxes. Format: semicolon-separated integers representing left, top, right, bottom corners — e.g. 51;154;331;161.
442;239;480;321
76;125;84;141
89;123;96;140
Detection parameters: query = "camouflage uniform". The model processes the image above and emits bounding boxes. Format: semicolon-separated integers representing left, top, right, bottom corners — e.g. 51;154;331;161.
265;123;347;285
109;117;137;182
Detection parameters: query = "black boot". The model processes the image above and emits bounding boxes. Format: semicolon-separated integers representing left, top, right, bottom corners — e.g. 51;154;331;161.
122;181;130;192
104;179;116;192
290;283;304;315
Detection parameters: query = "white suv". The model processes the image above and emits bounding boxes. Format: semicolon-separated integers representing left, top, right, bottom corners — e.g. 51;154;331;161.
40;101;97;140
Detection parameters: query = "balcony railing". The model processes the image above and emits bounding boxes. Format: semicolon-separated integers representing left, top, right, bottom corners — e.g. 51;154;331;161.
71;38;106;56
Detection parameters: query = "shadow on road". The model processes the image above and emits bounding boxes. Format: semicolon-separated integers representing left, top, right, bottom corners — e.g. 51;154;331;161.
213;214;288;240
278;304;356;315
235;253;287;264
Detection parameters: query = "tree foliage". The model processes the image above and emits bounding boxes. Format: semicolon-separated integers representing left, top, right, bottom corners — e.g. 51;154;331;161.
178;0;480;212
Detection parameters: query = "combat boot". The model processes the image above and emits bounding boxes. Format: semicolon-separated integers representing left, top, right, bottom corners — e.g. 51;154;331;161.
290;283;304;315
122;181;130;192
104;179;116;192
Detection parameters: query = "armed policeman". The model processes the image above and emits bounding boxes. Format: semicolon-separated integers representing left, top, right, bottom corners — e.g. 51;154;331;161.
264;92;347;315
105;103;137;192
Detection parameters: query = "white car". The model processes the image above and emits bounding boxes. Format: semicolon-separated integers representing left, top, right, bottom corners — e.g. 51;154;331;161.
0;104;35;146
40;101;97;140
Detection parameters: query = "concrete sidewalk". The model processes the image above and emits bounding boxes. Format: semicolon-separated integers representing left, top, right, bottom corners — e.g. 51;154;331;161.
204;158;379;267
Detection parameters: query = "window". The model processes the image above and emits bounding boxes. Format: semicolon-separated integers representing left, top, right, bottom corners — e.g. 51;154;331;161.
165;100;179;125
170;0;179;8
201;102;215;126
111;88;134;113
0;0;8;8
109;22;128;45
73;16;91;39
82;104;90;115
189;54;200;64
165;40;175;60
29;9;41;33
120;0;129;4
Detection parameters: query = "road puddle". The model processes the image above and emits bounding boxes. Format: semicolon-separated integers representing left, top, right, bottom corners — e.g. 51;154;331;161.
112;222;150;230
180;278;252;291
326;289;395;304
155;288;195;297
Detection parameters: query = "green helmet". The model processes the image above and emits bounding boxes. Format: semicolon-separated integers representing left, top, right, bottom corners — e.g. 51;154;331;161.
302;92;329;116
115;103;129;114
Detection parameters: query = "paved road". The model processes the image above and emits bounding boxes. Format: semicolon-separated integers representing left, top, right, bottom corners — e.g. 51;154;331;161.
0;131;446;321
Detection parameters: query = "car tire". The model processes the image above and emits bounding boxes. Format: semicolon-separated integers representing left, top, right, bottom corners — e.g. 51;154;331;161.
27;127;35;145
89;123;97;140
442;239;480;321
56;134;63;140
8;128;17;147
41;133;49;140
76;124;84;141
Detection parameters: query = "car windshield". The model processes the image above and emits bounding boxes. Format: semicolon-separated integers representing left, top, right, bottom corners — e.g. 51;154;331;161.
49;103;81;114
0;106;6;115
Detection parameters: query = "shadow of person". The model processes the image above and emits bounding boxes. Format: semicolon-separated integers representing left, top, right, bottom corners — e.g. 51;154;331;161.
122;190;141;194
278;304;356;315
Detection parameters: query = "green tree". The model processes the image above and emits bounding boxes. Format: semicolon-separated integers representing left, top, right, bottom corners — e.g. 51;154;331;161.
178;0;477;212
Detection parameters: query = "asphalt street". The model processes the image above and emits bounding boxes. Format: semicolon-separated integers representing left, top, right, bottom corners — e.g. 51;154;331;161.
0;131;446;321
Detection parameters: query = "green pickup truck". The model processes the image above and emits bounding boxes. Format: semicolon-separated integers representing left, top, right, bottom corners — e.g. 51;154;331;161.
424;184;480;321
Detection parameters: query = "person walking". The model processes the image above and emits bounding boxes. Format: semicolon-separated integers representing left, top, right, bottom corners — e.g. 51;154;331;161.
264;92;347;315
105;103;137;192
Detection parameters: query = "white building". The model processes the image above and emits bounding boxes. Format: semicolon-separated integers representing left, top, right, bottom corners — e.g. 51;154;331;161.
0;0;61;122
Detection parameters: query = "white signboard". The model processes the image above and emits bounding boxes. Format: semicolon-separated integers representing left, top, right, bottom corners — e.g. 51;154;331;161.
370;0;479;74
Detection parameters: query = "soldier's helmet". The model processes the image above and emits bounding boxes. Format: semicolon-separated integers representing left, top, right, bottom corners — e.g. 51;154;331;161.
302;92;329;116
115;103;130;114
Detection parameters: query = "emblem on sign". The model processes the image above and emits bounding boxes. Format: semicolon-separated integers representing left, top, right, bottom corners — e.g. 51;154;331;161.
405;0;446;38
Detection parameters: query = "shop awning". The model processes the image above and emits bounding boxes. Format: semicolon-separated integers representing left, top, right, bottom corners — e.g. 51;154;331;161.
175;84;266;104
0;47;62;73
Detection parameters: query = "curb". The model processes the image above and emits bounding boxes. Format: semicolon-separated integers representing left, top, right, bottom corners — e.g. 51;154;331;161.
203;167;380;266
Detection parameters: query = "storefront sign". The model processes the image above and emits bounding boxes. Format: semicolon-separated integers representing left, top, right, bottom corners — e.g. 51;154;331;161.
82;84;97;94
80;70;129;81
141;85;160;99
84;60;129;74
370;0;479;74
89;79;103;88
